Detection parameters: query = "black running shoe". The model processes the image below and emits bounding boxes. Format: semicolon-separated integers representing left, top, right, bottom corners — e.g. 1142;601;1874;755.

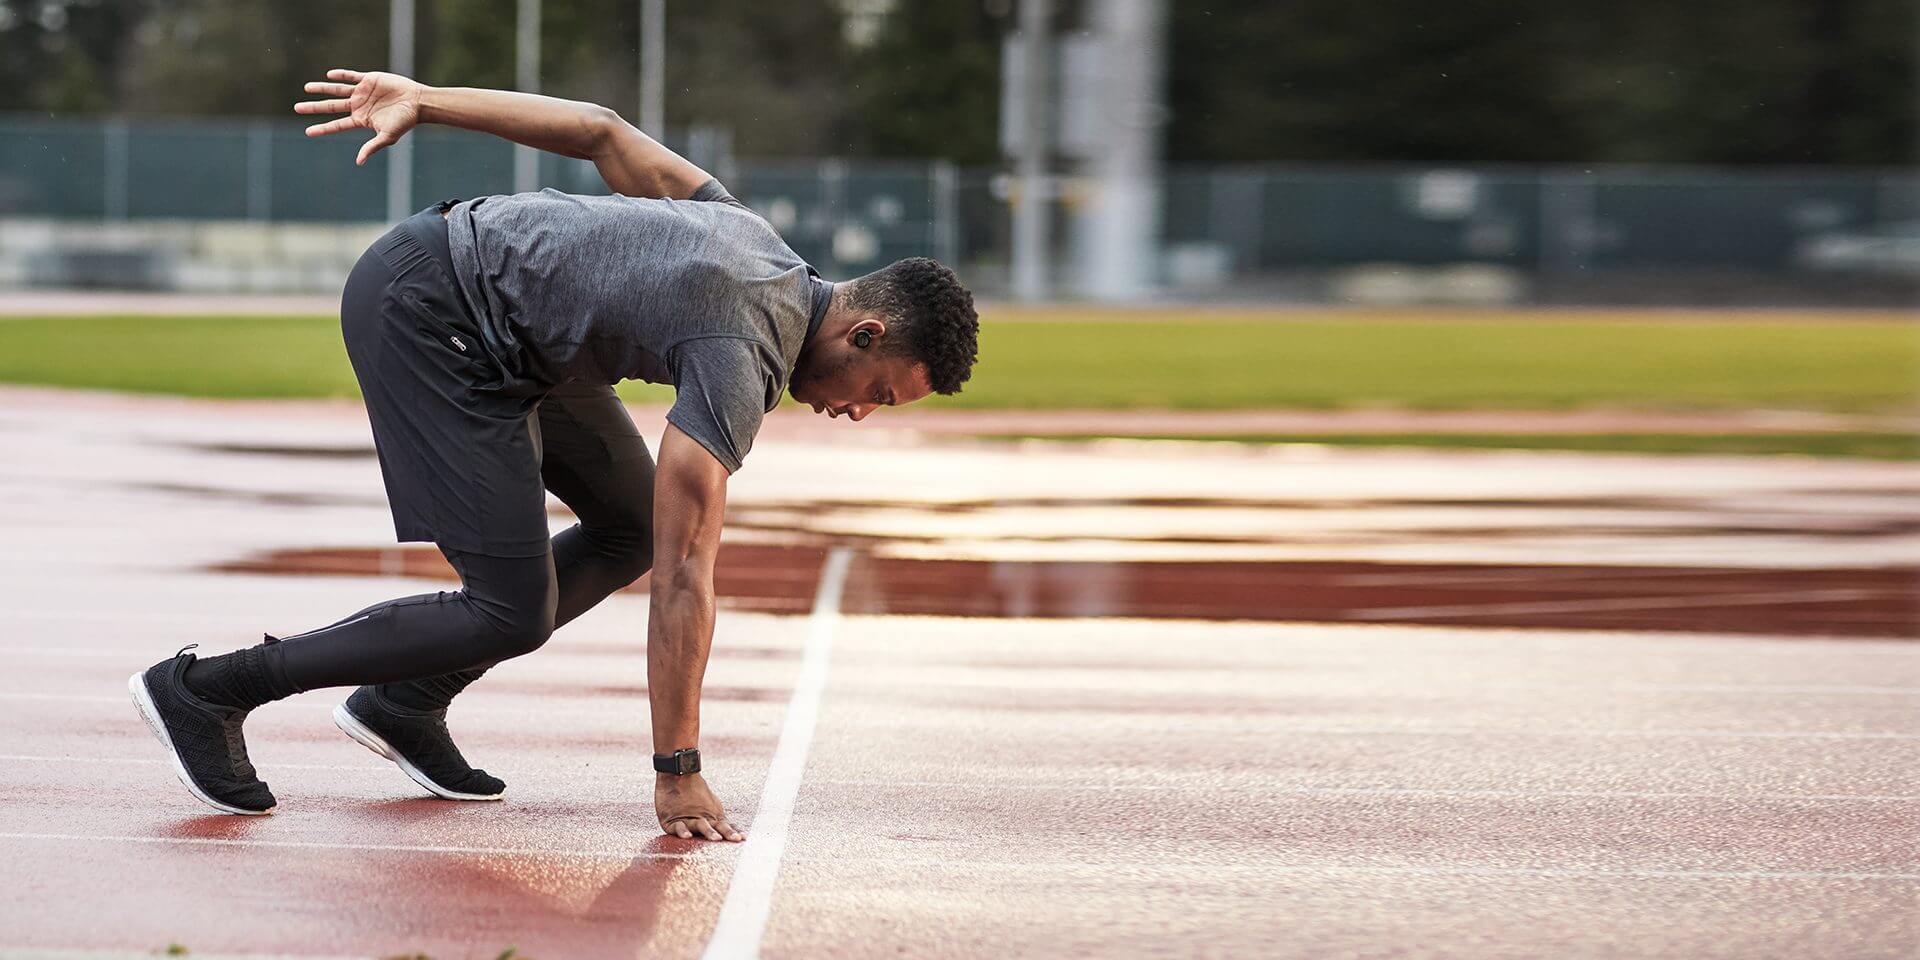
334;686;505;800
128;647;276;815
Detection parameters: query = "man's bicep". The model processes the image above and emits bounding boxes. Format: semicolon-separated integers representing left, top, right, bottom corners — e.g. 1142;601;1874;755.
653;422;729;575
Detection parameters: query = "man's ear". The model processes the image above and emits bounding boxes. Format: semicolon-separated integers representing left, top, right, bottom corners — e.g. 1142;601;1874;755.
850;318;885;348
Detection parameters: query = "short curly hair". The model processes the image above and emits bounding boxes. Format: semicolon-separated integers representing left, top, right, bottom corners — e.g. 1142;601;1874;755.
844;257;979;395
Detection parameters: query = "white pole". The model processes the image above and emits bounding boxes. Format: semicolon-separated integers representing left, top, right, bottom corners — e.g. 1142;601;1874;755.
513;0;542;194
640;0;665;138
386;0;415;221
247;120;273;221
1011;0;1052;301
1081;0;1165;301
103;119;128;220
932;159;960;267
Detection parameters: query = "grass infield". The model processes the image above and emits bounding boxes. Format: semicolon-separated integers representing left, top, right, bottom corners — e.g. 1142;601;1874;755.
979;432;1920;460
1;311;1914;412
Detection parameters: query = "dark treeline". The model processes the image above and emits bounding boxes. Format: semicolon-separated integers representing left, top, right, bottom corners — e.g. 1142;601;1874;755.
1;0;1912;165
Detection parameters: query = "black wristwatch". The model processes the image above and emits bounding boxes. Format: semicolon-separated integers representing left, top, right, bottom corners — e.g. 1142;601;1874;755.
653;747;701;776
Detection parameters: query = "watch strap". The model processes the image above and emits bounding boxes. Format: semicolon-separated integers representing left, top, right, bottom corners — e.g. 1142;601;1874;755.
653;747;701;776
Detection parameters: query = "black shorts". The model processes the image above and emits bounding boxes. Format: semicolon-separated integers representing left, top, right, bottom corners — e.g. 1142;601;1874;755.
339;202;653;558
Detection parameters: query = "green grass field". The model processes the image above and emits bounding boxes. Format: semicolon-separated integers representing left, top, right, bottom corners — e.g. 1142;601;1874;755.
983;432;1920;460
1;311;1914;411
0;310;1913;456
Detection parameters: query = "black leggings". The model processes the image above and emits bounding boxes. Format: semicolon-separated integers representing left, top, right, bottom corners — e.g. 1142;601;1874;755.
253;381;657;703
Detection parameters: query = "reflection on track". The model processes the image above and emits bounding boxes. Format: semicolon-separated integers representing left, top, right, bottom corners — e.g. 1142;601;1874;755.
213;544;1918;638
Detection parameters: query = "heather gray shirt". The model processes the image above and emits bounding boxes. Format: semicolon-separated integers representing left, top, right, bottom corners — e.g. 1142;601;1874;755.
444;179;832;473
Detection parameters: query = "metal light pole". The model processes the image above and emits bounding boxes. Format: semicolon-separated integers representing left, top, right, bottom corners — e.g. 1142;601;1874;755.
1011;0;1052;301
386;0;416;221
1079;0;1165;301
513;0;542;194
640;0;665;138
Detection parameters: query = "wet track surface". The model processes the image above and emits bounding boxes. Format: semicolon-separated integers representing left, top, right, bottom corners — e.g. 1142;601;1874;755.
218;544;1920;637
0;386;1916;958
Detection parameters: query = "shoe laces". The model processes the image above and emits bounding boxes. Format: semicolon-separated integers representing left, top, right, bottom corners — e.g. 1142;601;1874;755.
220;709;255;772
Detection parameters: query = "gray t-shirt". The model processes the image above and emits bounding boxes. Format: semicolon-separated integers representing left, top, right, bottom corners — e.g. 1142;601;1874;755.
444;179;832;472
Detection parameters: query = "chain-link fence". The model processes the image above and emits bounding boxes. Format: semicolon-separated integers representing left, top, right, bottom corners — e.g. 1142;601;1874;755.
3;115;1915;300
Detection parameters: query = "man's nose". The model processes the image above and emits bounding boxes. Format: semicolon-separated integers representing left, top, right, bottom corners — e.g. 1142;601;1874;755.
847;404;874;422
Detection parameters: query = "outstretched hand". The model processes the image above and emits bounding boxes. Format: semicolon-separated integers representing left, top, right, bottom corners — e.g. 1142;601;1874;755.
656;772;745;842
294;68;425;165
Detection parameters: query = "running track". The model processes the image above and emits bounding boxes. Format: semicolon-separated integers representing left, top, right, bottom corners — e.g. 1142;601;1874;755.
0;388;1915;958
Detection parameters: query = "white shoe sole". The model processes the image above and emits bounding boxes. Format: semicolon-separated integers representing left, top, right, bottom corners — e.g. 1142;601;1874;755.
127;671;274;816
332;703;504;801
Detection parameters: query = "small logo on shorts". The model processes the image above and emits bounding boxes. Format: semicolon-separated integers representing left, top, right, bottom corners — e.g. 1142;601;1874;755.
448;335;468;352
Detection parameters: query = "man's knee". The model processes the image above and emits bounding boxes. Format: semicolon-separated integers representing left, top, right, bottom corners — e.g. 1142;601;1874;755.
480;600;555;660
452;552;559;660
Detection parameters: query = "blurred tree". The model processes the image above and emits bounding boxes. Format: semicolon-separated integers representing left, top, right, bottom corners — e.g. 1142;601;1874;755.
423;0;517;94
657;2;852;157
846;0;1009;164
0;0;156;114
113;0;388;116
1168;1;1580;164
2;0;1911;165
1167;0;1916;165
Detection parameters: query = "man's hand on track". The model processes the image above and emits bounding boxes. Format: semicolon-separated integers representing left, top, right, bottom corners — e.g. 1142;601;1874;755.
294;68;425;166
656;771;745;842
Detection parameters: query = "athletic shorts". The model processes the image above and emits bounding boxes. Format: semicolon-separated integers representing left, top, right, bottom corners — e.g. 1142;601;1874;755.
339;201;606;558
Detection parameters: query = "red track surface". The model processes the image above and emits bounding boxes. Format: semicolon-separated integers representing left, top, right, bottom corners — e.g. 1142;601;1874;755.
2;389;1917;958
218;544;1920;638
6;569;1920;958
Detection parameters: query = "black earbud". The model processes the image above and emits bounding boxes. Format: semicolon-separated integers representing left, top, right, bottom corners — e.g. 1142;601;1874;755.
853;329;872;348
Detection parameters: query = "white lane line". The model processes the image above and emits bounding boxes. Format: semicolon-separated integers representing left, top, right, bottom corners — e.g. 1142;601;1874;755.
0;830;692;861
1258;725;1920;741
0;753;385;772
1352;588;1879;621
5;831;1913;882
0;948;361;960
7;690;1917;740
21;648;1920;697
703;546;852;960
7;610;276;624
807;779;1920;802
786;861;1920;882
1590;682;1920;696
10;756;1911;803
0;693;123;703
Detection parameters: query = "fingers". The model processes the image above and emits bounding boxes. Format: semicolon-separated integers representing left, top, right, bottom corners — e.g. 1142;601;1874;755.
304;116;361;138
326;68;367;83
303;81;355;97
356;131;396;165
662;815;743;842
293;99;350;115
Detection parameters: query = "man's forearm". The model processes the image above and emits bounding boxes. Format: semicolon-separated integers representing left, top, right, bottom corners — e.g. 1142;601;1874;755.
418;86;613;161
647;564;717;754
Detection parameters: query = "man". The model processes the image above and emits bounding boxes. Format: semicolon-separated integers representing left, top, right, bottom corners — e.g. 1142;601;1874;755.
127;69;980;842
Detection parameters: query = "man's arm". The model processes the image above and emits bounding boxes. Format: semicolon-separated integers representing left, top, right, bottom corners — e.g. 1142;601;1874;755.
296;68;711;199
647;423;744;842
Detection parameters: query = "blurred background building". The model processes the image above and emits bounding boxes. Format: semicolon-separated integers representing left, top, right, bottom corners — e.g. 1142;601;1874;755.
0;0;1914;305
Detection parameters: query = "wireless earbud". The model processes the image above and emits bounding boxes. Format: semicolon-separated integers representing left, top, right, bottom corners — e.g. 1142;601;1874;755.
853;330;872;348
